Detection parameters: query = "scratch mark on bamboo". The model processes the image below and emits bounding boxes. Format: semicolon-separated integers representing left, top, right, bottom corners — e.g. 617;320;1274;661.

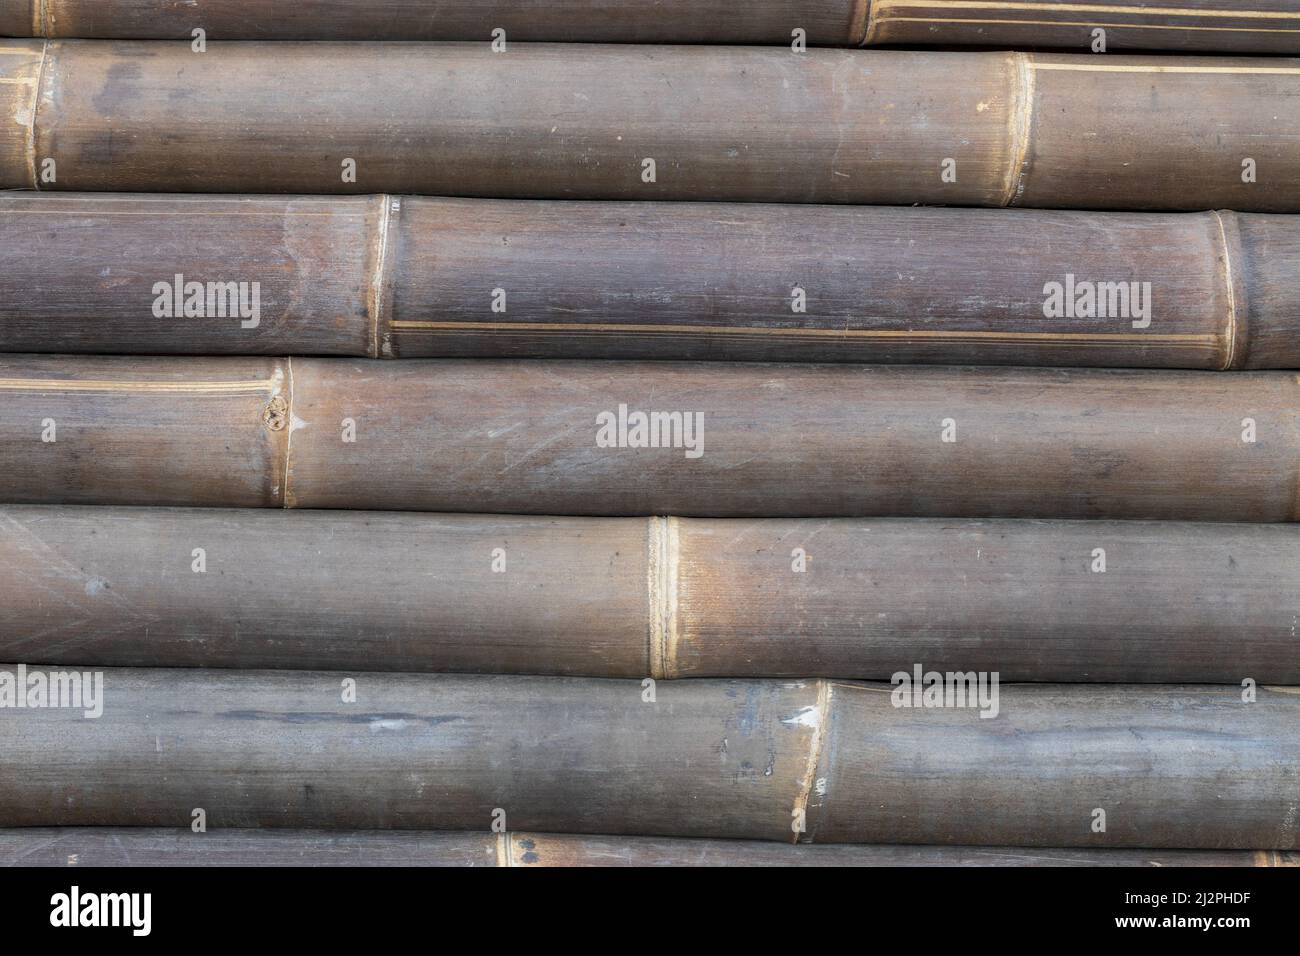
369;195;398;360
1031;62;1300;74
792;680;833;845
886;18;1300;34
0;378;275;392
389;321;1218;347
875;2;1300;19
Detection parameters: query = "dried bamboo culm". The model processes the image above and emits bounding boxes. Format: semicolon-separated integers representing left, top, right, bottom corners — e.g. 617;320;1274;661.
4;194;1297;369
4;1;1299;55
2;355;1298;521
0;669;1295;848
2;43;1299;210
3;506;1298;683
1;829;1294;868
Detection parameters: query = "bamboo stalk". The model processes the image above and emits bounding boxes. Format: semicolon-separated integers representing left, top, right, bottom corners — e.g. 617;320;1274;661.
2;506;1297;683
5;194;1298;369
1;355;1297;521
0;669;1294;847
1;42;1298;210
866;1;1300;55
0;828;1293;867
4;2;1299;56
0;1;867;45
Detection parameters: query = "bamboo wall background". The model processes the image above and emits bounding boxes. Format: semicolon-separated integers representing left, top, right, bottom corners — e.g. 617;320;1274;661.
0;2;1297;872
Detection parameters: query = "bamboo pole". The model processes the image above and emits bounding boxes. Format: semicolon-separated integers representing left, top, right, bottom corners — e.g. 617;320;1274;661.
2;42;1298;210
2;506;1297;683
4;194;1297;369
1;355;1297;521
0;828;1293;867
0;669;1294;847
4;2;1299;55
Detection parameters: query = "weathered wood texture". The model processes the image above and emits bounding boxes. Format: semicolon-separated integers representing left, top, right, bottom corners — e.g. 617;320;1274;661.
4;1;1298;55
2;506;1297;683
2;42;1298;210
4;194;1297;369
2;356;1297;521
0;828;1293;868
0;671;1294;847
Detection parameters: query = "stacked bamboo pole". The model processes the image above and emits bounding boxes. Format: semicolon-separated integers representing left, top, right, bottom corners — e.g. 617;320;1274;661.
0;669;1295;847
1;507;1297;683
0;8;1297;871
3;829;1294;868
4;194;1300;368
2;44;1300;210
2;356;1298;520
5;2;1299;54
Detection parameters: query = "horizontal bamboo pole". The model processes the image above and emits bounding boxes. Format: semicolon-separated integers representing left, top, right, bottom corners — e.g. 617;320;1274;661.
2;42;1298;210
0;669;1294;847
1;355;1297;521
0;828;1294;867
867;1;1300;55
3;506;1297;683
4;2;1299;56
5;194;1298;369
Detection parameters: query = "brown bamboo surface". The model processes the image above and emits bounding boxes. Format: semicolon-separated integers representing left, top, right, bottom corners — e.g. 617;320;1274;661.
0;828;1294;867
0;670;1294;847
3;2;1299;55
1;356;1298;521
2;43;1299;210
2;506;1297;683
4;194;1297;369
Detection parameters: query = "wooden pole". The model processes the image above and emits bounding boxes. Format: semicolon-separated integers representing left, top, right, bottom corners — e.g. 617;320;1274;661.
2;355;1297;521
0;828;1293;867
4;194;1297;369
2;505;1297;683
2;42;1298;210
0;669;1294;848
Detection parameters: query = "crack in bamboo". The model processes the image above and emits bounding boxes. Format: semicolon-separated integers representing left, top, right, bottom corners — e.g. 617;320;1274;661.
25;39;47;191
1002;52;1035;207
792;679;833;845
